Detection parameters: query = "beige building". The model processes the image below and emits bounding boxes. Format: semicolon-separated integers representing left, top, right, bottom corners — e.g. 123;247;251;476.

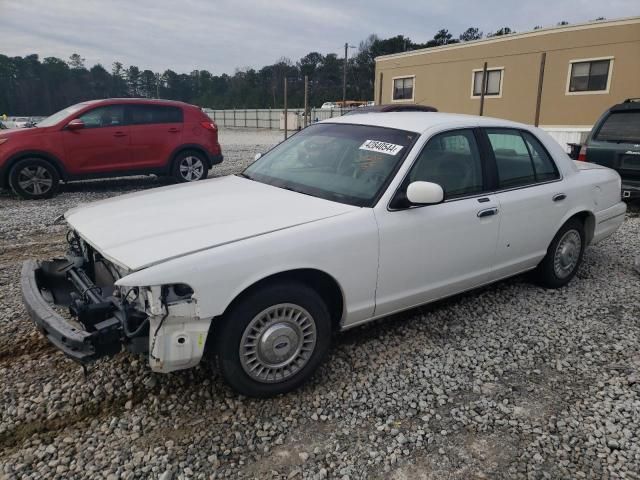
374;17;640;147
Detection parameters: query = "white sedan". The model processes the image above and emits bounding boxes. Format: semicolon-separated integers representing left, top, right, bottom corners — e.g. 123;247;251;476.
22;113;626;397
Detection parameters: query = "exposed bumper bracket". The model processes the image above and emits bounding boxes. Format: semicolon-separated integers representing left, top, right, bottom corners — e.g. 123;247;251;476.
21;259;126;363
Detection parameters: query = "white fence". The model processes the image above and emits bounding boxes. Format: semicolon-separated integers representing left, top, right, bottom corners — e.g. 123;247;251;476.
204;108;354;130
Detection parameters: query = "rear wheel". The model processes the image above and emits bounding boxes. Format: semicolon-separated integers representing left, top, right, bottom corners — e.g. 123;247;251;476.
536;219;585;288
9;158;60;199
213;282;332;397
172;150;208;182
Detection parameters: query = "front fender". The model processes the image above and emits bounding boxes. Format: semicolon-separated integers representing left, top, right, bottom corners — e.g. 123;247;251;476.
115;209;379;326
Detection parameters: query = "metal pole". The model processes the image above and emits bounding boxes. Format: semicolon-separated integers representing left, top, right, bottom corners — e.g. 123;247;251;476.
343;42;347;106
304;75;309;128
479;62;488;116
284;77;288;140
256;108;258;128
534;52;547;127
378;72;383;105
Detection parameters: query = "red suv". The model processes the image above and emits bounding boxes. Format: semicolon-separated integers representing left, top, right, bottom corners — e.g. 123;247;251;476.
0;99;222;199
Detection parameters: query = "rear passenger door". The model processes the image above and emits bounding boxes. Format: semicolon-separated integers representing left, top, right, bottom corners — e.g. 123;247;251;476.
481;128;568;278
126;105;183;169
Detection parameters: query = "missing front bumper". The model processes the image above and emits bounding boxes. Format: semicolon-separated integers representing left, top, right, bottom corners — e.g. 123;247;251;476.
21;259;144;363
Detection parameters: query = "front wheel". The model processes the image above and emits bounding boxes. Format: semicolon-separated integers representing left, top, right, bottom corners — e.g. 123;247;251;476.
9;158;60;199
213;282;332;397
171;150;208;182
536;219;585;288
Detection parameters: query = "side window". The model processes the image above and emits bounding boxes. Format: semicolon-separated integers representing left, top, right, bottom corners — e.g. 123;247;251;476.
78;106;125;129
129;105;183;125
521;131;559;182
486;129;536;188
409;129;483;199
487;129;559;188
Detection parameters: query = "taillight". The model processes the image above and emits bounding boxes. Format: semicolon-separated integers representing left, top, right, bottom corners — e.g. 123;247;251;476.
577;145;587;161
200;121;217;131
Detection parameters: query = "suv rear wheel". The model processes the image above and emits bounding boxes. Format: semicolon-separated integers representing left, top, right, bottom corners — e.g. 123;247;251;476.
172;150;208;182
9;158;60;200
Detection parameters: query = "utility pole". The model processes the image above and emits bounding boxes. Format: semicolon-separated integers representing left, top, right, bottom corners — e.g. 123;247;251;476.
343;43;348;105
304;75;309;128
342;43;356;106
284;77;288;140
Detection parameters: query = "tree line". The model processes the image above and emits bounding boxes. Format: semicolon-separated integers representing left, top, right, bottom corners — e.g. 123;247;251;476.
0;21;591;116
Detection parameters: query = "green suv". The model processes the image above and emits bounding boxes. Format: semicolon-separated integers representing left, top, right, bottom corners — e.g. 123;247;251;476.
580;98;640;199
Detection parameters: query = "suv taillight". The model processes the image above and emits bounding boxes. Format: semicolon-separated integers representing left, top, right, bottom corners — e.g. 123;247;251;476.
577;145;587;161
200;121;217;131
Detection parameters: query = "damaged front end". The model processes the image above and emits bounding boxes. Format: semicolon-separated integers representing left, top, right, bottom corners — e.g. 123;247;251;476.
21;231;208;372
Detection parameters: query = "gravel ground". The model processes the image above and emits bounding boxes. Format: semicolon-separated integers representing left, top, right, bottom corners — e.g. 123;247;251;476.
1;129;639;480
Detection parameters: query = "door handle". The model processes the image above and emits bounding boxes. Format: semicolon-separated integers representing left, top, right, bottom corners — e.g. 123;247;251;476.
553;193;567;202
477;207;498;218
113;132;127;137
168;128;180;133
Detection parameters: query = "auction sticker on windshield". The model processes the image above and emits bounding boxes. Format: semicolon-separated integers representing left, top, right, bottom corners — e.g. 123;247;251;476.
359;140;404;156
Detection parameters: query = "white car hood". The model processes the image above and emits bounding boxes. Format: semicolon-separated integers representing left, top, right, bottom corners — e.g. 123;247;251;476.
65;175;357;271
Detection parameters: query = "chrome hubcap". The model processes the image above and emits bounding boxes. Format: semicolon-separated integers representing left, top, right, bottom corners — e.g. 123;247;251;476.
553;229;581;279
240;303;317;383
17;166;53;195
179;156;204;181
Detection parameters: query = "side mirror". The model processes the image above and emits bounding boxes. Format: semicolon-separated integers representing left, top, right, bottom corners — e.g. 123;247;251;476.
66;119;85;131
254;153;262;161
406;181;444;205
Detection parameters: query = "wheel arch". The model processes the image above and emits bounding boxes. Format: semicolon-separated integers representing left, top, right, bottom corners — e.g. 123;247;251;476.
168;144;211;171
216;268;345;332
567;210;596;246
2;150;68;187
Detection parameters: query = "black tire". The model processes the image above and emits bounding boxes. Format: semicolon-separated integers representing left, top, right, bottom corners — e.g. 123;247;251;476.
9;158;60;199
536;218;585;288
171;150;208;183
213;282;332;397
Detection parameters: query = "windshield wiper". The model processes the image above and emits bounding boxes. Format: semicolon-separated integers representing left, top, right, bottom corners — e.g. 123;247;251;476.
237;172;253;180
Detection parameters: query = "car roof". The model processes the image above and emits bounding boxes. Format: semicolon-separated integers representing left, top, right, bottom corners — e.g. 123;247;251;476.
77;98;195;108
610;98;640;113
323;111;528;134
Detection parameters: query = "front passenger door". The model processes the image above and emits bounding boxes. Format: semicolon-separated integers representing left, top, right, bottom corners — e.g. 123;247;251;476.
62;105;131;174
374;129;501;316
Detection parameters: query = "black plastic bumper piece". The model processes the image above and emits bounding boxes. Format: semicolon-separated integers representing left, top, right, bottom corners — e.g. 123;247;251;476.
21;259;123;363
622;180;640;200
208;152;224;166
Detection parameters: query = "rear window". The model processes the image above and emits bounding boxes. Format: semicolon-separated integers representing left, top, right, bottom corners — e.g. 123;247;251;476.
128;105;183;125
595;111;640;144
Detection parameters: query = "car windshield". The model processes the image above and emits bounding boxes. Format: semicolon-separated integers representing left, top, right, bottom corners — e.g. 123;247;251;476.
243;123;417;207
37;104;86;127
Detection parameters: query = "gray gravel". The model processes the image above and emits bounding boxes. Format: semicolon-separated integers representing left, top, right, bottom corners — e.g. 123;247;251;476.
1;129;639;479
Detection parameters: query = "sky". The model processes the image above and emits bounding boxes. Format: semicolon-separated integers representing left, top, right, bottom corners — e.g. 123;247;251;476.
0;0;637;75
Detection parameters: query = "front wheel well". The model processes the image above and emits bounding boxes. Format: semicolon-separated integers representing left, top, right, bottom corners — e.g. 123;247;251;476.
219;269;345;332
3;153;66;186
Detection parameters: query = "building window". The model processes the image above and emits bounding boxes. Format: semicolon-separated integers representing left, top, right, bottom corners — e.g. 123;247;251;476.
472;69;502;97
393;77;414;101
568;59;612;93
